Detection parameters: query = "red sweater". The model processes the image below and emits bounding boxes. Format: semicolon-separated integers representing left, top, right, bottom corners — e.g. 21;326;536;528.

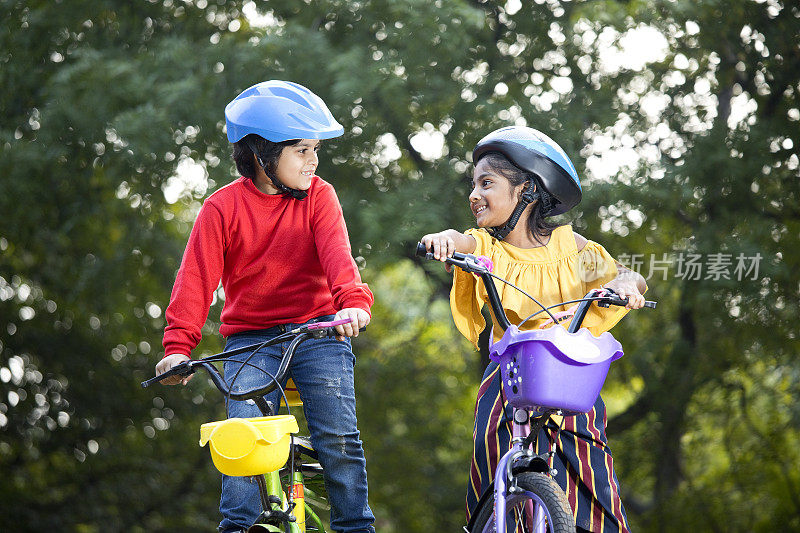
162;176;373;358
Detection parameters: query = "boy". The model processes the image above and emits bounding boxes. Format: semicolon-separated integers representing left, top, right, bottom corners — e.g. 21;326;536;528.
156;80;376;533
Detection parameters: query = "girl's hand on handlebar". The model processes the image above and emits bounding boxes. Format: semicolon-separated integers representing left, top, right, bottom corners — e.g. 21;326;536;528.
603;280;645;310
420;231;456;262
333;307;370;341
420;230;463;273
155;354;193;385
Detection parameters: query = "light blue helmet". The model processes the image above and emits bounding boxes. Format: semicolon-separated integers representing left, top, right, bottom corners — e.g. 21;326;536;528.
225;80;344;143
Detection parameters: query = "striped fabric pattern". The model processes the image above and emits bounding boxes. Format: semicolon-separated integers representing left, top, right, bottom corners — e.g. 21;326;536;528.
467;362;631;533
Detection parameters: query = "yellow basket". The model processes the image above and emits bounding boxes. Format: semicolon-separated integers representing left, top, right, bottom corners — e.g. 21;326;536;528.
199;415;299;476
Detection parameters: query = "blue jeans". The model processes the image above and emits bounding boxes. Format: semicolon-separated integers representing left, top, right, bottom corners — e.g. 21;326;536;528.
218;316;375;533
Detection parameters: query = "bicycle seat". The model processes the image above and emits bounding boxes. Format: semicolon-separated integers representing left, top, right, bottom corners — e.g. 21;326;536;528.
291;435;318;460
285;378;303;407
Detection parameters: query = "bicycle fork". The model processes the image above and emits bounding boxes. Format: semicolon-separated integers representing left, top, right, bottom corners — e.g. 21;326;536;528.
254;472;303;533
493;408;552;533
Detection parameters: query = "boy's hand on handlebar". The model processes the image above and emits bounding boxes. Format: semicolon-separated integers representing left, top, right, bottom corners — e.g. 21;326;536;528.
603;280;645;310
155;354;193;385
333;307;370;341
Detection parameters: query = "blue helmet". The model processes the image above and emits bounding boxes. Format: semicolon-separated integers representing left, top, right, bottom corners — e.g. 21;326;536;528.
225;80;344;143
473;126;582;217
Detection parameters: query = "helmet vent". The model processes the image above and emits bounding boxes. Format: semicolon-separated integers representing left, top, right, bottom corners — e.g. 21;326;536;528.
268;86;315;110
288;113;316;130
225;80;344;143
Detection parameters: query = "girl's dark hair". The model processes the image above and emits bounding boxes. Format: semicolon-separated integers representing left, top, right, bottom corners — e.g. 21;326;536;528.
480;152;561;245
232;134;300;179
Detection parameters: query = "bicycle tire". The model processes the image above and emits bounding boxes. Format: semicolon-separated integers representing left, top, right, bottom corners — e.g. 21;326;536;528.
471;472;575;533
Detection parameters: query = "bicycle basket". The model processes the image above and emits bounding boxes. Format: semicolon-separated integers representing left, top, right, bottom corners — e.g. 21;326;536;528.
489;325;623;414
199;415;299;476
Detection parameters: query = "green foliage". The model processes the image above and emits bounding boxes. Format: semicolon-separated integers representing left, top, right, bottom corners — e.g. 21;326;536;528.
1;0;799;530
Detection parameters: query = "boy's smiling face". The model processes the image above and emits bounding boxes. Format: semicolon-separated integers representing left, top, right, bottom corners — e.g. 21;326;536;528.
274;139;321;191
253;139;321;195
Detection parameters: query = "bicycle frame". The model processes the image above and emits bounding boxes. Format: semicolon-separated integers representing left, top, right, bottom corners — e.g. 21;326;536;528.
416;242;655;533
492;408;557;533
254;466;326;533
142;319;354;533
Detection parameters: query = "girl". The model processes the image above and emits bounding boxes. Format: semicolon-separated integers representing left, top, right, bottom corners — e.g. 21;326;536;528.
421;126;647;533
156;80;376;533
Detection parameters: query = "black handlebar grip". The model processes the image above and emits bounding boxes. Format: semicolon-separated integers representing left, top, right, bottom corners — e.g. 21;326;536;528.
612;296;630;307
415;242;429;257
610;297;659;309
141;362;193;388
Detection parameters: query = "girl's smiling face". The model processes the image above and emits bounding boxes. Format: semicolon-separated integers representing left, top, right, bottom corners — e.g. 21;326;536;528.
273;139;321;191
469;157;527;227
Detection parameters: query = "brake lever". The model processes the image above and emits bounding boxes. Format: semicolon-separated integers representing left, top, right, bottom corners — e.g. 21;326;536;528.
462;254;493;274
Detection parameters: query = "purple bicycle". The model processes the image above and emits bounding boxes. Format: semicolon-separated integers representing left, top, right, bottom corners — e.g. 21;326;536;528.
417;243;655;533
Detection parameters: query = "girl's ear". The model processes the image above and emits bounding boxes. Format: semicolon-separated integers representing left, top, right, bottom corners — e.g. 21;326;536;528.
518;181;535;199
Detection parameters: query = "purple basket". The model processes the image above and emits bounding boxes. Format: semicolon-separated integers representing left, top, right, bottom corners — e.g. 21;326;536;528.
489;325;623;414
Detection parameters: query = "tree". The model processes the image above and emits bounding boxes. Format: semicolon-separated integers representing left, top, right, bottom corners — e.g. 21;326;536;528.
1;0;798;530
0;1;246;528
569;2;800;529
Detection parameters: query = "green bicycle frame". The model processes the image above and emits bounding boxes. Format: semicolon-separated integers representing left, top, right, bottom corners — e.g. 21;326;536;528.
254;467;326;533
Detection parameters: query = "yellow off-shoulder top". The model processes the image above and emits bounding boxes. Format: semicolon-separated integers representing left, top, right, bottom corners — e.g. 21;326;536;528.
450;225;629;348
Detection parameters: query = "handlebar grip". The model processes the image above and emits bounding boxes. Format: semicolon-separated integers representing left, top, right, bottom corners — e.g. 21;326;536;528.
609;296;629;307
416;241;472;268
605;297;659;309
141;362;193;388
416;241;467;260
610;296;659;309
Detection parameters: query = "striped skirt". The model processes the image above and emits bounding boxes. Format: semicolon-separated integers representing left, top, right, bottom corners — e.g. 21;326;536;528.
467;361;631;533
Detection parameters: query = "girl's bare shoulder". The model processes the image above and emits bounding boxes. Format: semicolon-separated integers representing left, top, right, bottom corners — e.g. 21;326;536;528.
572;229;588;252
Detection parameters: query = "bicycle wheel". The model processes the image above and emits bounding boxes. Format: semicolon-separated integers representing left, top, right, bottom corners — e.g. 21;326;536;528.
471;472;574;533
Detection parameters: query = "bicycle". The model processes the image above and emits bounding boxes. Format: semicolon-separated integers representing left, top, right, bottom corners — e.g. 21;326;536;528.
141;318;357;533
416;243;656;533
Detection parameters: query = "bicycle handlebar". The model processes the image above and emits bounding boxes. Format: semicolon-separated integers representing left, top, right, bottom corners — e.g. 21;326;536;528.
415;242;656;332
141;319;360;402
415;242;513;330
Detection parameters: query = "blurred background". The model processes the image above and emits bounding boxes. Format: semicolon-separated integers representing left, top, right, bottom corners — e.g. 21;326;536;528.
1;0;798;531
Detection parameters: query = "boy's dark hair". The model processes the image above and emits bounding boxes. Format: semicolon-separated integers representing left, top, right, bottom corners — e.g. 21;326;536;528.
481;152;561;245
232;134;300;179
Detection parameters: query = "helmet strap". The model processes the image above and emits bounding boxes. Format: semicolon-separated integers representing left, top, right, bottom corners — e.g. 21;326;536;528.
244;138;308;200
488;187;540;240
539;189;555;216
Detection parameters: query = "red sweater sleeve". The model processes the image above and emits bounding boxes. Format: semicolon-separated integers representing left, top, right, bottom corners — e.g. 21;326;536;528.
312;183;374;314
162;202;226;357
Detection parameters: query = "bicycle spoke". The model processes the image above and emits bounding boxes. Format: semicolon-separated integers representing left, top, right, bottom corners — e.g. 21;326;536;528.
500;495;552;533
